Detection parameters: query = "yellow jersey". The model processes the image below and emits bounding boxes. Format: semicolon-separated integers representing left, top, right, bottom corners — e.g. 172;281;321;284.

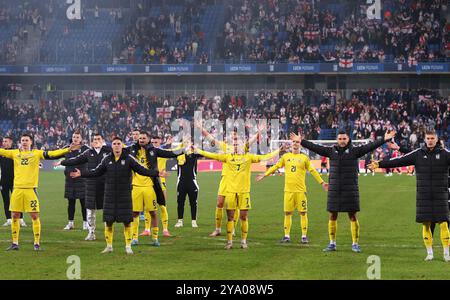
0;148;69;189
132;148;153;187
216;141;251;177
265;152;324;192
198;149;279;193
217;141;231;177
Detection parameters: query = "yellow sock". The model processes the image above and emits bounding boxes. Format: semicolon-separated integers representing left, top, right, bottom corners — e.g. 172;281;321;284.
144;211;151;231
105;224;114;247
11;218;20;244
284;214;292;237
241;218;248;241
301;213;308;237
422;222;433;251
132;216;139;240
234;209;240;228
226;220;234;242
215;207;223;230
152;227;159;240
439;222;449;254
124;225;132;247
328;220;337;244
350;220;360;244
160;205;168;231
32;218;41;245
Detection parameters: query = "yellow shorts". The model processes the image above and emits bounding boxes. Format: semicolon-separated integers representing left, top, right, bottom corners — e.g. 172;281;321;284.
217;176;227;197
10;188;40;213
132;186;157;212
226;192;251;210
161;180;167;192
284;192;307;213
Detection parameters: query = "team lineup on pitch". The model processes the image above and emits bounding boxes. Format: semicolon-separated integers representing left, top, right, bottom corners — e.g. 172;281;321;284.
0;0;448;283
0;126;449;279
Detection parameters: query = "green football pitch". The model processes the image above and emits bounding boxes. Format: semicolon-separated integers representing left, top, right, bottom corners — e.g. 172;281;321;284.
0;171;449;280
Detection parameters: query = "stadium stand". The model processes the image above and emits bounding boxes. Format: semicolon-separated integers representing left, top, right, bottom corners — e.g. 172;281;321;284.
0;0;447;65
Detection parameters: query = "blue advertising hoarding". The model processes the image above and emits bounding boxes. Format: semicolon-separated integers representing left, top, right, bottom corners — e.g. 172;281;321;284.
0;63;447;75
288;64;320;73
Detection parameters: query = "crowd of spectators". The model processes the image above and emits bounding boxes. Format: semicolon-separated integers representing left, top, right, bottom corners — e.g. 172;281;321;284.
0;0;52;64
0;89;448;152
1;0;447;65
219;0;448;64
118;0;209;64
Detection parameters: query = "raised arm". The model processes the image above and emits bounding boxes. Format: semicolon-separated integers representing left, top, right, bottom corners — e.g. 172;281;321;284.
196;123;229;152
247;123;265;149
377;149;418;169
155;147;184;158
61;149;89;166
199;126;216;144
42;148;71;160
196;149;227;162
247;133;259;149
301;140;332;157
354;131;396;158
352;138;385;158
129;155;160;177
263;156;285;177
387;140;410;154
305;157;325;185
0;149;15;159
251;149;281;163
78;156;109;178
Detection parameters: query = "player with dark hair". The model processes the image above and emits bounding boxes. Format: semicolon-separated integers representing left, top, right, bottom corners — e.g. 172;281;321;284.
2;133;79;251
70;137;166;254
1;137;26;227
291;130;395;253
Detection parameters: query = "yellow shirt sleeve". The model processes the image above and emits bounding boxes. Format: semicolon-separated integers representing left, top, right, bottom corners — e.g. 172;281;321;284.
251;149;281;163
197;149;227;162
264;156;285;176
305;156;324;185
45;148;71;159
0;149;15;159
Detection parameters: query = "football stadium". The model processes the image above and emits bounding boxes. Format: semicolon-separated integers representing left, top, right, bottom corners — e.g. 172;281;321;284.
0;0;449;284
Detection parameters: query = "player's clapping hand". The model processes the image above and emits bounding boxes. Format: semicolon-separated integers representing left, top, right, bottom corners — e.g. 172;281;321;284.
70;168;81;178
321;182;329;191
255;174;265;182
367;160;380;171
53;160;61;167
159;170;168;178
384;130;396;141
